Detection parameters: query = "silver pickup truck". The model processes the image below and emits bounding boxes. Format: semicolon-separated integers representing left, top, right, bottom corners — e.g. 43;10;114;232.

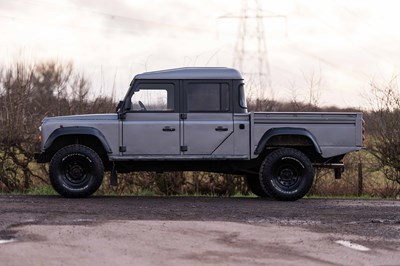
35;67;364;200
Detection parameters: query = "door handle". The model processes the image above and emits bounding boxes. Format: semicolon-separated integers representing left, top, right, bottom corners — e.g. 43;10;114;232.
215;126;228;132
162;127;175;132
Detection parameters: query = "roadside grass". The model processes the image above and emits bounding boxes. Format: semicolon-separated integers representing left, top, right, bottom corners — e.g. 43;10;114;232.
1;186;259;197
96;190;158;197
0;185;57;196
25;185;57;195
1;185;387;200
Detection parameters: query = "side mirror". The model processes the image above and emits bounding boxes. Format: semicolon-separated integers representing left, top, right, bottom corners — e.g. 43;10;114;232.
117;100;132;120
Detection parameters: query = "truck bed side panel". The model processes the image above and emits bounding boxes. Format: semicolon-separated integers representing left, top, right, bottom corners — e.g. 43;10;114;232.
251;112;363;159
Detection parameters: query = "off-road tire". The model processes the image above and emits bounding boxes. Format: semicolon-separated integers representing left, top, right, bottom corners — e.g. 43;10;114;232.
245;174;270;198
49;144;104;198
260;148;314;201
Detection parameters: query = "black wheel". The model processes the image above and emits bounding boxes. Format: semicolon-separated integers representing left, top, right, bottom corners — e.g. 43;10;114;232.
259;148;314;201
49;144;104;198
245;174;270;198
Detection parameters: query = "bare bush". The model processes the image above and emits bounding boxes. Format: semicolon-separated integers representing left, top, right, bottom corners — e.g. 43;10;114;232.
0;61;114;192
368;76;400;186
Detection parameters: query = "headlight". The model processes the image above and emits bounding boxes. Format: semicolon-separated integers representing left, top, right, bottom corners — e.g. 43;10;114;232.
38;125;42;142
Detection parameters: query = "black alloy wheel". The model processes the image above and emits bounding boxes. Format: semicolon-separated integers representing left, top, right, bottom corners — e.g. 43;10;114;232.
259;148;314;201
49;144;104;198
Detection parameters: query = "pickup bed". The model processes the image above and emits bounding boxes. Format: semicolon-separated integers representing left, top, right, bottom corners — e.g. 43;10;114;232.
35;67;364;200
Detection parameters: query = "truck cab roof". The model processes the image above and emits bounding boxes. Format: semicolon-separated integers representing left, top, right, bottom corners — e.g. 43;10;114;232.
134;67;242;80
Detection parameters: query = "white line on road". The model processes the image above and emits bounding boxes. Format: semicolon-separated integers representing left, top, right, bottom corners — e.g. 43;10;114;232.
0;239;14;244
335;240;370;251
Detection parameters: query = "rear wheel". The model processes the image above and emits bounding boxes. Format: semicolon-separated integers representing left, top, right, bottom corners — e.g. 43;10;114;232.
260;148;314;201
245;174;270;198
49;144;104;198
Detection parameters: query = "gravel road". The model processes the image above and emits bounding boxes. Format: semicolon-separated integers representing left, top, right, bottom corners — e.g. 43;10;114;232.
0;196;399;265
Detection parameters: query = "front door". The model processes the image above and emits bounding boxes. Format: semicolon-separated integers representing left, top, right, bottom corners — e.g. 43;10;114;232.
122;82;180;155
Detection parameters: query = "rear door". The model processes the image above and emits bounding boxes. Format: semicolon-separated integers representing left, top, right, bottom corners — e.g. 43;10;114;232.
182;80;234;155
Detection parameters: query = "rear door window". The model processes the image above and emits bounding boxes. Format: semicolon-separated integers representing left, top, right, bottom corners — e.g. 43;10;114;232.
186;83;230;112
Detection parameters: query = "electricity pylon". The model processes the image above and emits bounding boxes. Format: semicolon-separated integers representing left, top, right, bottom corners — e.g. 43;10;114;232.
220;0;286;98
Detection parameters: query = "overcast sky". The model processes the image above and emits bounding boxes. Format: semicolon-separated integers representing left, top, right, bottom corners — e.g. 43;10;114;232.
1;0;399;108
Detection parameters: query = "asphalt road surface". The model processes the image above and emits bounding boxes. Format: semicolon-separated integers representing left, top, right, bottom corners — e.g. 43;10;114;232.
0;195;399;265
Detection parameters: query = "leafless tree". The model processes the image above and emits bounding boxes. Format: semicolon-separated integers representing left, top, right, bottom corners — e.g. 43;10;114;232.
368;75;400;188
0;61;114;192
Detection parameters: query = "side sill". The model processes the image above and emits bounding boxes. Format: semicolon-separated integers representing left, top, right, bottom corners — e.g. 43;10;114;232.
109;155;250;161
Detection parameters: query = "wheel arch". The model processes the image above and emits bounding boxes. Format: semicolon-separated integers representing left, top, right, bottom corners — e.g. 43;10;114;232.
43;127;112;164
255;128;322;156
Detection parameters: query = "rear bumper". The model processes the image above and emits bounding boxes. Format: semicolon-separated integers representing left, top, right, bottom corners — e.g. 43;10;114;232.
313;162;344;179
313;162;344;169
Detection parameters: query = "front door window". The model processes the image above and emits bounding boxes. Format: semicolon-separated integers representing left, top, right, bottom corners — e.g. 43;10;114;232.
122;82;180;155
131;84;174;112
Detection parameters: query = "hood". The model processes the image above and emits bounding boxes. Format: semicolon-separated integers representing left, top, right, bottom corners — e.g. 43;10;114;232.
42;113;118;122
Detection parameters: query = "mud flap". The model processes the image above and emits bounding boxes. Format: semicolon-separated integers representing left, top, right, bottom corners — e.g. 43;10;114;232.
334;167;344;179
110;164;118;186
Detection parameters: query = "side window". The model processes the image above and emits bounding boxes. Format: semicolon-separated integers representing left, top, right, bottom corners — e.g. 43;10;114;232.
186;83;230;112
239;84;247;109
131;84;174;112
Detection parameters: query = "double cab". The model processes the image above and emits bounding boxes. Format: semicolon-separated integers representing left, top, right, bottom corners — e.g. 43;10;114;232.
35;67;364;200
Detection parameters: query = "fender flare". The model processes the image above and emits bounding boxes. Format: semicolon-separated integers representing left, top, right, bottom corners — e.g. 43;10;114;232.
44;127;112;153
254;127;322;155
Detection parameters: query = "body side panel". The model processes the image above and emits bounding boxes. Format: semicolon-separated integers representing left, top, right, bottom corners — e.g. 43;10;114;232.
251;112;363;158
40;114;120;155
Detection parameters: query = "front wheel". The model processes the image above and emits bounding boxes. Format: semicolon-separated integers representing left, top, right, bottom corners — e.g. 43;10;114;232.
49;144;104;198
259;148;314;201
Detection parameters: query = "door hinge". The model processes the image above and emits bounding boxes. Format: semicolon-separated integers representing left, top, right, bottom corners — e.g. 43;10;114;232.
119;146;126;152
180;113;187;120
180;145;188;152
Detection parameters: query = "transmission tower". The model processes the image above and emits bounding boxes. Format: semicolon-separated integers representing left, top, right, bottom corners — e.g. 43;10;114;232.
220;0;285;98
